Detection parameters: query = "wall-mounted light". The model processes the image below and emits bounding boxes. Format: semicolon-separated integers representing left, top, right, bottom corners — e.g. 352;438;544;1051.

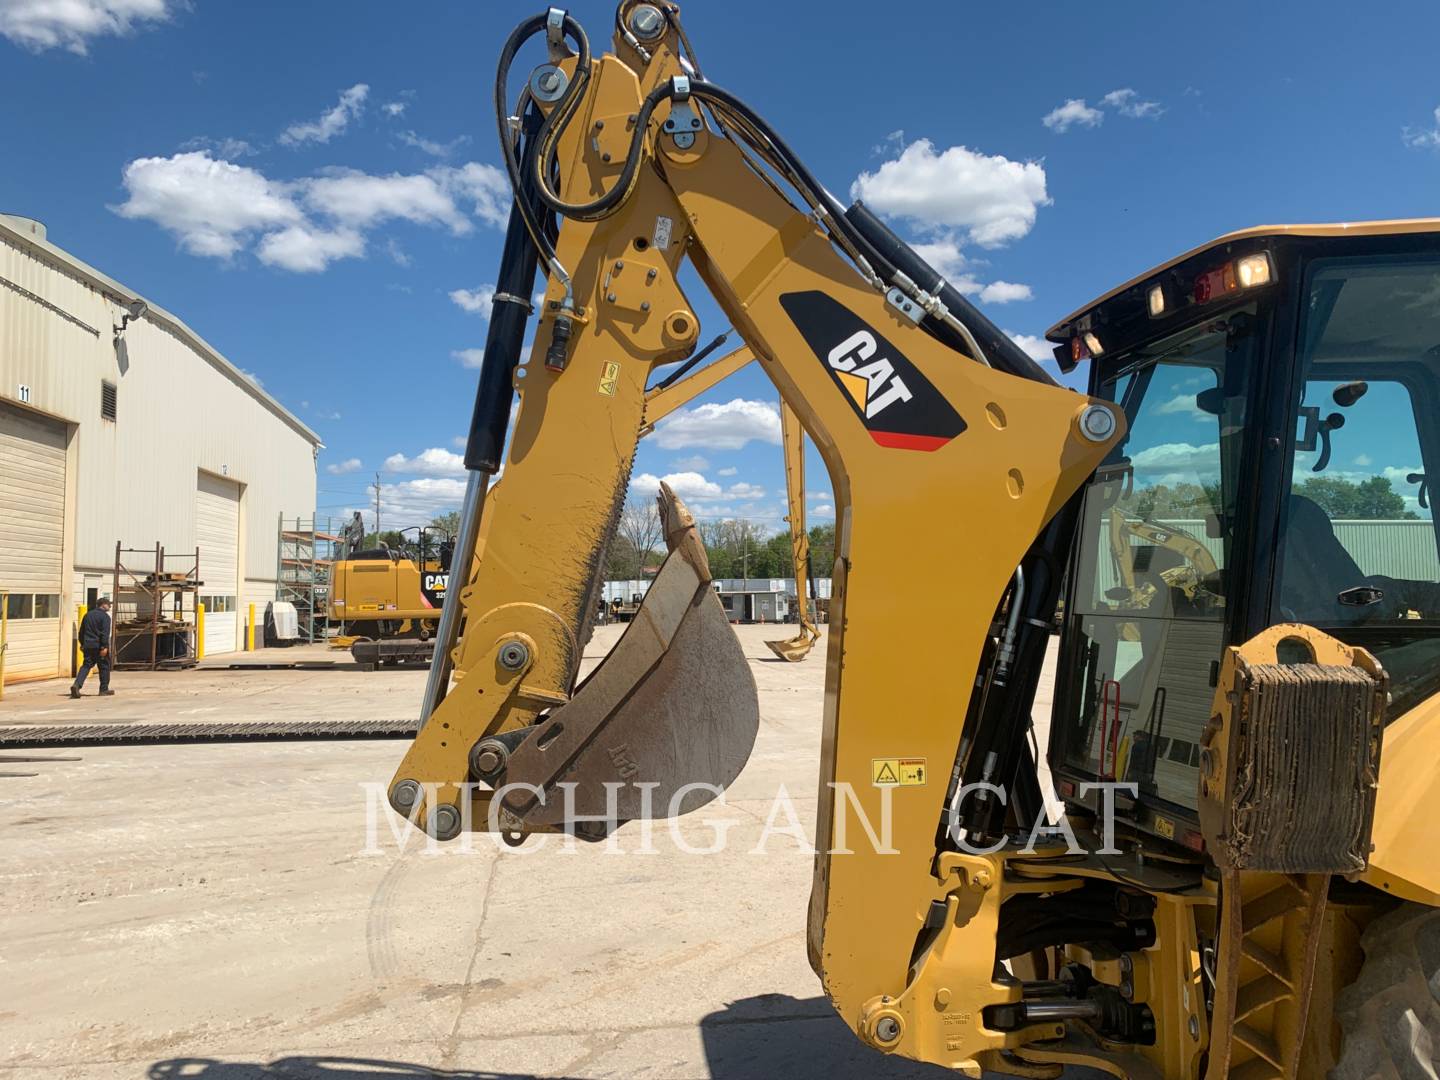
113;298;148;336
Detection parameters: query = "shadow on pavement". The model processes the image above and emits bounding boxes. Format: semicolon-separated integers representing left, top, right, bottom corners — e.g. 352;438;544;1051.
699;994;952;1078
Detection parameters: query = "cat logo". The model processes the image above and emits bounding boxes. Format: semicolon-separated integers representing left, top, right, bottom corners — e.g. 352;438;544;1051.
827;330;914;419
779;291;966;451
421;572;449;609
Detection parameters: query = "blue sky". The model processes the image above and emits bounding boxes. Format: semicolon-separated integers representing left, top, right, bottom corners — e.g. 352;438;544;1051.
4;0;1440;534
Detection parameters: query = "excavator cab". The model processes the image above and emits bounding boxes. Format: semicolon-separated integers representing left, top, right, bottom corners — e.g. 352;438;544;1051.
1049;223;1440;846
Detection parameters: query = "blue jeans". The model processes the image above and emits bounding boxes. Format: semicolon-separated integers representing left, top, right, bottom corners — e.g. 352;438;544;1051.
73;648;111;692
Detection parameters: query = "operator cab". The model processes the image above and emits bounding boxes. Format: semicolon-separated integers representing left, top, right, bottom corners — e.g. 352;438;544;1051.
1047;220;1440;849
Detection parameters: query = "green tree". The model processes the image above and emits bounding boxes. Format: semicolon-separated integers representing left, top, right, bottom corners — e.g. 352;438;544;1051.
1295;475;1417;520
430;510;461;537
807;523;836;577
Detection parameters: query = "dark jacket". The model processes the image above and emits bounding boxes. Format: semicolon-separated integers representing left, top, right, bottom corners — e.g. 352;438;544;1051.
79;607;112;652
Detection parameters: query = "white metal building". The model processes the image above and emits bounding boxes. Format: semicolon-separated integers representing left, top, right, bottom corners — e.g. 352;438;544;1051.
0;214;320;682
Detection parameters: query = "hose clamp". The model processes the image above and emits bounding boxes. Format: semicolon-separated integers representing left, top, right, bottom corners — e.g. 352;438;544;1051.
545;8;568;60
492;291;534;314
670;74;691;101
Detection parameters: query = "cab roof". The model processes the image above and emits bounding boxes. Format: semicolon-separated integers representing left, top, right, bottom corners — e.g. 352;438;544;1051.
1046;217;1440;343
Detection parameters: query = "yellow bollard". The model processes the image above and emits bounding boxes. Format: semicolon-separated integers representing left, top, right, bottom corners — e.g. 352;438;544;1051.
197;602;206;661
74;603;87;675
247;602;256;652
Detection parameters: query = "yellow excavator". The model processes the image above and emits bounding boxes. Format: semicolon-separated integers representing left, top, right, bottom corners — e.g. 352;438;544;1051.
328;518;453;668
387;5;1440;1076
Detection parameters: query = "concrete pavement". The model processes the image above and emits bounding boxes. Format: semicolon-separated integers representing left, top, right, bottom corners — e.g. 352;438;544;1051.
0;625;1076;1079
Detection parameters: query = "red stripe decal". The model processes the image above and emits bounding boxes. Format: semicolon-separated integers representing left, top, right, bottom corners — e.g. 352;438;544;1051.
868;431;953;452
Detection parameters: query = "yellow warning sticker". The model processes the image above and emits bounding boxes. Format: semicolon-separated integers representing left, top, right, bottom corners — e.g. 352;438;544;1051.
598;361;621;397
872;757;927;787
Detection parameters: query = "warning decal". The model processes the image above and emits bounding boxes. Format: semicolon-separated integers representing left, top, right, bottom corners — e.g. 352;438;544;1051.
872;757;927;787
598;361;621;397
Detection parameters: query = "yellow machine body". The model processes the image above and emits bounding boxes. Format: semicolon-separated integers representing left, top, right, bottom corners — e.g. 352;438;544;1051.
384;7;1440;1078
330;554;446;631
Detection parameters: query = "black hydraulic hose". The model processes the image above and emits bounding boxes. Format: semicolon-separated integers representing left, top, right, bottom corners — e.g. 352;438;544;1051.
844;202;1058;386
532;78;675;221
465;108;545;474
687;82;1055;384
650;330;731;392
494;13;572;274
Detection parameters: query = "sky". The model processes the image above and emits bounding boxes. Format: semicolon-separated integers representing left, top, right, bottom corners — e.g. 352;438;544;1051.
4;0;1440;536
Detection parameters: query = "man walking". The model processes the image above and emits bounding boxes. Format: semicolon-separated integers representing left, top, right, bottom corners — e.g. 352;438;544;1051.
71;597;114;698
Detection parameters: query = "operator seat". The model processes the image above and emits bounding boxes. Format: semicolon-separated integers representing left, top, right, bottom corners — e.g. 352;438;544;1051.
1278;494;1363;621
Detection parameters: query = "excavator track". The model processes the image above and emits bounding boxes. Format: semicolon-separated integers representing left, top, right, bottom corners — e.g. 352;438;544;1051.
0;719;418;749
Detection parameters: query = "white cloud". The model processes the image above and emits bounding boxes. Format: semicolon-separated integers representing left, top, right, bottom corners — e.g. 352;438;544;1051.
851;138;1050;248
239;368;263;387
382;102;408;118
112;151;510;271
180;135;257;159
671;455;710;471
716;466;738;477
256;224;364;272
1101;88;1164;120
1045;90;1163;135
726;481;766;498
1130;442;1220;485
452;348;486;369
1403;106;1440;150
1354;454;1373;467
812;504;835;518
978;280;1032;304
806;490;831;501
910;234;970;280
631;471;723;501
1155;393;1210;423
0;0;173;53
112;152;304;259
383;447;467;477
384;238;411;267
450;283;496;317
399;130;469;159
909;232;1030;304
1005;332;1053;361
653;398;783;450
326;457;363;475
303;167;476;234
1042;98;1103;133
432;162;511;229
280;83;369;147
374;477;468;521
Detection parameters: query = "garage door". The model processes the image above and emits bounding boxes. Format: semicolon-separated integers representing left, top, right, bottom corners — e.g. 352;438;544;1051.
0;402;66;682
196;472;240;654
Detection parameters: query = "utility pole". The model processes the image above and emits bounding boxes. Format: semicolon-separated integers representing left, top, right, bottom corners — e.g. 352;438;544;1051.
373;472;382;537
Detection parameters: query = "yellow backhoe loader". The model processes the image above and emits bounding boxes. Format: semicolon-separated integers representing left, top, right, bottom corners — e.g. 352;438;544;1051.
386;5;1440;1076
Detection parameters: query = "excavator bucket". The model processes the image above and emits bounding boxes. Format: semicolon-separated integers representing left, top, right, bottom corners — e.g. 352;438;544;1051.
497;483;760;835
765;630;819;662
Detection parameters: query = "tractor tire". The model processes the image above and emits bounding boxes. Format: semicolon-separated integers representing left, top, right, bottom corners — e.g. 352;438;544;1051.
1332;902;1440;1079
